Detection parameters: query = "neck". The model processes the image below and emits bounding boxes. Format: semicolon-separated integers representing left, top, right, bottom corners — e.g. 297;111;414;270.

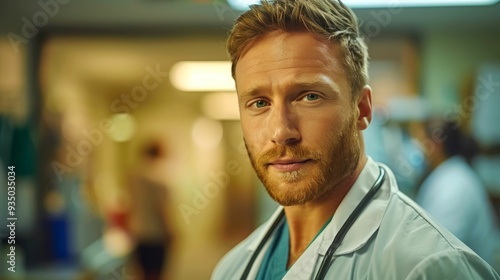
283;155;367;268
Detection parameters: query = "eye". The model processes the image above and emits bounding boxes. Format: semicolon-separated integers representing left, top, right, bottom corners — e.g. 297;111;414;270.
303;93;320;101
252;100;269;108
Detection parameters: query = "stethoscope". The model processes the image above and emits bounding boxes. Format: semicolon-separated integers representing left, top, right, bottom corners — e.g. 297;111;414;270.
240;166;386;280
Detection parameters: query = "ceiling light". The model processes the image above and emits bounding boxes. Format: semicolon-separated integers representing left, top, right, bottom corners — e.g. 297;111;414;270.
170;61;235;92
228;0;498;10
344;0;498;8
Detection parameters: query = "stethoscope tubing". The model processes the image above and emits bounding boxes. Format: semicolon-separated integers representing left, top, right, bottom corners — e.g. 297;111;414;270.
314;166;386;279
240;166;386;280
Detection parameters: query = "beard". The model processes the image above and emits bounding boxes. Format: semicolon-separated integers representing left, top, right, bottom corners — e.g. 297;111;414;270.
245;114;360;206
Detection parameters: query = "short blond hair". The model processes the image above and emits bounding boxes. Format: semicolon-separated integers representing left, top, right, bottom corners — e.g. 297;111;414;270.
227;0;368;97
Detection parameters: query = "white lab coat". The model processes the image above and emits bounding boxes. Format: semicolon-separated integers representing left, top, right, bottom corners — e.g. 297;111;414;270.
417;156;500;265
212;158;500;279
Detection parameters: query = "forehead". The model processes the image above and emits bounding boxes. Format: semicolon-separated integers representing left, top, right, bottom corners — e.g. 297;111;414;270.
234;31;347;90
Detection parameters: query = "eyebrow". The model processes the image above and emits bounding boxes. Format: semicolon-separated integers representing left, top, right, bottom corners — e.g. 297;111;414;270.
239;80;340;98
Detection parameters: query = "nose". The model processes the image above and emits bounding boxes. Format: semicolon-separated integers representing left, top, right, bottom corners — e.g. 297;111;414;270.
267;105;301;146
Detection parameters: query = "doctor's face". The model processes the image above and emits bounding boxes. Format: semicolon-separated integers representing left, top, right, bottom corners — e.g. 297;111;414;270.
235;31;363;206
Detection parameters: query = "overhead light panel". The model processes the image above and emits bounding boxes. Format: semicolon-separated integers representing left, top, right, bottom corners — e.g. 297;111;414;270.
344;0;498;8
170;61;235;92
228;0;498;10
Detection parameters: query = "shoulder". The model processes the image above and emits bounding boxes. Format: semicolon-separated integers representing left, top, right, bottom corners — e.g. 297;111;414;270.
377;192;499;279
406;250;499;279
211;223;267;280
382;190;468;248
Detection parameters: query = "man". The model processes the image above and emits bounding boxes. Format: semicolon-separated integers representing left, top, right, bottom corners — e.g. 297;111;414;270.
212;0;500;279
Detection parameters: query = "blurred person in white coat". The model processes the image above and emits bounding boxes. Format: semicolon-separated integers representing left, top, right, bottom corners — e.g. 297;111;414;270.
416;119;500;267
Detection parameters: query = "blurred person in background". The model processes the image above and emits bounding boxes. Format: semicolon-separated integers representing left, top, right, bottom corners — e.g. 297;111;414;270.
415;119;500;267
212;0;499;279
128;139;175;280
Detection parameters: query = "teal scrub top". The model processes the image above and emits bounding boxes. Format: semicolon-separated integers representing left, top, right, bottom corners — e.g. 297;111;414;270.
256;220;289;280
257;217;332;280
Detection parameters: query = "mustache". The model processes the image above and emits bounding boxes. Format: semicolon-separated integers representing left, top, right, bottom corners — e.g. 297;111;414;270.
257;145;320;165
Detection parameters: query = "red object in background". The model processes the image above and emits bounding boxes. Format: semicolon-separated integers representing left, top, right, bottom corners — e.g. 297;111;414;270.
108;209;129;231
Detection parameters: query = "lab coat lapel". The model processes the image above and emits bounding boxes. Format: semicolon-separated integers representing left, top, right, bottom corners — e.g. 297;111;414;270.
283;238;323;280
244;206;285;279
284;158;393;279
318;158;391;256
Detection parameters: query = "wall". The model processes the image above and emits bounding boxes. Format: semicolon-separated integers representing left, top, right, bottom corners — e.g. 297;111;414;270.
421;29;500;112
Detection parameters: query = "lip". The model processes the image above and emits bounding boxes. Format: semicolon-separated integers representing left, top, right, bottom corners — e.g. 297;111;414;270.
267;158;310;172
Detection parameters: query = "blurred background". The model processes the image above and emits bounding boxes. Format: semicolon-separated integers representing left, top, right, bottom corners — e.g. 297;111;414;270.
0;0;500;279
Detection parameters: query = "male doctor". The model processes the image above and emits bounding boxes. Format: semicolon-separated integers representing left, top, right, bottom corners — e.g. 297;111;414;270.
212;0;500;279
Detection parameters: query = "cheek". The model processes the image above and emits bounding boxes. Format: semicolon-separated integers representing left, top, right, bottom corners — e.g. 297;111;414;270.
240;117;261;143
305;127;334;150
303;114;341;138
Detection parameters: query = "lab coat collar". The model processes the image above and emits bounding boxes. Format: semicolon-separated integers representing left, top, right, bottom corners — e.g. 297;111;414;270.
246;204;284;252
317;157;392;256
244;202;285;279
245;157;394;278
284;158;394;279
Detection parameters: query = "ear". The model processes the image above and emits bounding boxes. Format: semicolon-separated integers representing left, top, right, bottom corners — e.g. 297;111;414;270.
355;85;373;131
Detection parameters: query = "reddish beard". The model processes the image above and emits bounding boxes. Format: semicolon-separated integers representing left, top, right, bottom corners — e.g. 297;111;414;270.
245;116;360;206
